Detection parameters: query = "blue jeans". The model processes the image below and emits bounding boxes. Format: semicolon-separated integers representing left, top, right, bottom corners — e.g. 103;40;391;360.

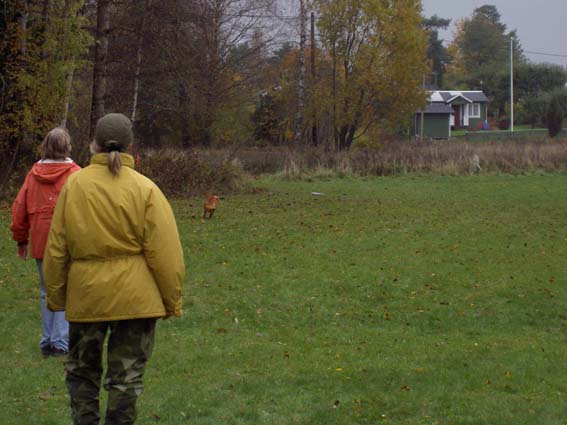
37;259;69;351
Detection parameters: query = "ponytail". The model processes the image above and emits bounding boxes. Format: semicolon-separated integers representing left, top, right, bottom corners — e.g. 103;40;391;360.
90;140;123;177
108;150;122;176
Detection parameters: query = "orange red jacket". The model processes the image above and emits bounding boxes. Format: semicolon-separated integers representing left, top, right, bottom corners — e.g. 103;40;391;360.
11;160;81;259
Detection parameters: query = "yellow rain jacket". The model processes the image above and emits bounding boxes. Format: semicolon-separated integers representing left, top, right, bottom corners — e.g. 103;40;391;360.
43;153;184;322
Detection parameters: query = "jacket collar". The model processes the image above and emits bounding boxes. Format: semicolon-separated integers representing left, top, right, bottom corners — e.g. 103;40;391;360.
91;153;135;169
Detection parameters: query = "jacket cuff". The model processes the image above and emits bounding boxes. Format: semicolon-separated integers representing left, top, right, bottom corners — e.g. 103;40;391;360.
47;301;65;312
166;309;182;317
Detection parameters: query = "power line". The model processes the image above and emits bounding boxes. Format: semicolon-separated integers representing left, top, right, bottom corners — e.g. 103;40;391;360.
439;39;567;60
524;50;567;59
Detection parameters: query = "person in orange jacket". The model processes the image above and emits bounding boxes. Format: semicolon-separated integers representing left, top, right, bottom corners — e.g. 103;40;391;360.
10;127;81;357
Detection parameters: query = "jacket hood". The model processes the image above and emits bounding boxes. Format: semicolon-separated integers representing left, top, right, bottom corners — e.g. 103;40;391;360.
31;161;78;184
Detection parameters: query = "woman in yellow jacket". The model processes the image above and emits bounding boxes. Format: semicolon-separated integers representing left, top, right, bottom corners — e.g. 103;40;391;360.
43;113;185;425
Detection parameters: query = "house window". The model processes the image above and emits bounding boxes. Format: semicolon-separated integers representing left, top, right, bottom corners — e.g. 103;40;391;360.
468;103;481;118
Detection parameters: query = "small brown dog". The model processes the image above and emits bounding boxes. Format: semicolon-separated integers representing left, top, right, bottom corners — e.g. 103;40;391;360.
202;195;219;219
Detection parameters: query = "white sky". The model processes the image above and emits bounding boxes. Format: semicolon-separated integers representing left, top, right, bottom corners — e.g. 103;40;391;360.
421;0;567;66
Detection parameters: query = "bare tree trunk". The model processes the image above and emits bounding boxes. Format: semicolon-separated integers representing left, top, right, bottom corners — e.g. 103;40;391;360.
293;0;306;146
310;11;317;147
0;140;21;196
332;41;338;151
130;45;142;123
61;69;74;128
338;125;348;151
131;0;152;124
178;84;192;149
59;0;83;130
1;3;29;196
345;124;356;149
173;0;192;149
40;0;51;61
17;0;28;55
90;0;111;138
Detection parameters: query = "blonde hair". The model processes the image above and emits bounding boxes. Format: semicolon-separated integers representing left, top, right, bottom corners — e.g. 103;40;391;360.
90;140;123;177
40;128;71;160
107;150;122;177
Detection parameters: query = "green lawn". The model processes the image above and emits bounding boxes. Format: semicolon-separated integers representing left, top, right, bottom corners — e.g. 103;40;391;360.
452;127;566;141
2;174;567;424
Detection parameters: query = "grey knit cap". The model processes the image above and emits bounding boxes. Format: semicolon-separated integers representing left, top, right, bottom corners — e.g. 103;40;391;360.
94;113;133;152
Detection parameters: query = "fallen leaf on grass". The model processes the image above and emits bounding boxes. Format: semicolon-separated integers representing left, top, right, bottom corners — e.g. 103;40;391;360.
400;385;411;391
355;399;363;416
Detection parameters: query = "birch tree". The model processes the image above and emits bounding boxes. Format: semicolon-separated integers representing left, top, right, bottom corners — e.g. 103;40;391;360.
292;0;306;145
89;0;111;137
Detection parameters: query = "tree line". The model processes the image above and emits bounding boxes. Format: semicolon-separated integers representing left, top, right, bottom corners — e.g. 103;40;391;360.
425;5;567;131
1;1;567;191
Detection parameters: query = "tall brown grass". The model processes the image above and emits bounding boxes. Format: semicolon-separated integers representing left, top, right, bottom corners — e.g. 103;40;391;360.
4;139;567;203
138;139;567;196
206;139;567;178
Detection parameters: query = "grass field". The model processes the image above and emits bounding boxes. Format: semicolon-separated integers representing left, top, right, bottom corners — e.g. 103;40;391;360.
2;174;567;424
452;127;565;141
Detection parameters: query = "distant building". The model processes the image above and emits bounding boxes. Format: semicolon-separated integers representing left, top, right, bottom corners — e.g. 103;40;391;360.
414;90;489;139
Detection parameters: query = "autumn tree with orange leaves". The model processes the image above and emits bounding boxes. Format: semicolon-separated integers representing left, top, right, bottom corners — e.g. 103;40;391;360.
312;0;428;150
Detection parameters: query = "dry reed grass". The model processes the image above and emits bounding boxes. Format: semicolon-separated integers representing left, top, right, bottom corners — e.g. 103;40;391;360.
200;139;567;178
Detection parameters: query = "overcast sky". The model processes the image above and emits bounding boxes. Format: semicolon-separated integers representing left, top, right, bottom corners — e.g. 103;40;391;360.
421;0;567;66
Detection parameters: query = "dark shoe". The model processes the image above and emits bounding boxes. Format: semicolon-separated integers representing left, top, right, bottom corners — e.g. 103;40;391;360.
49;347;68;357
41;346;52;358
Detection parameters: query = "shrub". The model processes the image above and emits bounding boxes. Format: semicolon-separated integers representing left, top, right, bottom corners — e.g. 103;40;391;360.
136;149;246;198
498;118;510;130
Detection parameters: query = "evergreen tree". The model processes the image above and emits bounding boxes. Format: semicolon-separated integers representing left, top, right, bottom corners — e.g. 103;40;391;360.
547;95;564;138
445;4;524;115
422;15;451;88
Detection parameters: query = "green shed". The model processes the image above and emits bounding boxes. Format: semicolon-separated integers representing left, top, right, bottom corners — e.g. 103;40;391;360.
414;103;453;139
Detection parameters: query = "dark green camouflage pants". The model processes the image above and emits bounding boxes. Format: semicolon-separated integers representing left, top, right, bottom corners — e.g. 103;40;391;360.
65;319;156;425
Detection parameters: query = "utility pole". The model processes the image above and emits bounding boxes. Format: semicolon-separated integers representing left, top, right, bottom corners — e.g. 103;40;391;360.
510;36;514;132
420;75;425;139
